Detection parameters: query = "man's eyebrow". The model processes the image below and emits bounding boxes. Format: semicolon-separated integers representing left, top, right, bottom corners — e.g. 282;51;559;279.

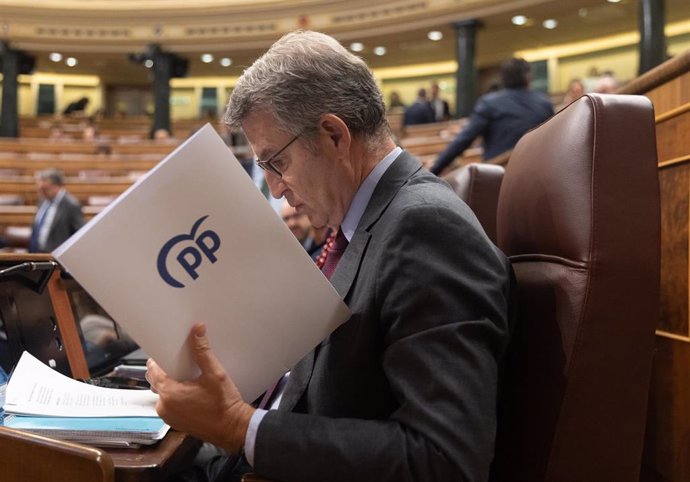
256;147;276;161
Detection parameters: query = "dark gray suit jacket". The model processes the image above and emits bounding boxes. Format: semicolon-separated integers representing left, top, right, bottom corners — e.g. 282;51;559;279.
35;191;85;252
254;152;513;482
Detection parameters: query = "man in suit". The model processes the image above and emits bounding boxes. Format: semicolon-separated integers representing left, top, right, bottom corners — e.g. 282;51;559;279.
403;88;435;126
147;31;513;482
430;82;451;122
28;169;85;253
430;58;554;175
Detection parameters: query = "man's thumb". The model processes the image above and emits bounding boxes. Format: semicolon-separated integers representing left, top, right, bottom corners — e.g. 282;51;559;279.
190;322;214;371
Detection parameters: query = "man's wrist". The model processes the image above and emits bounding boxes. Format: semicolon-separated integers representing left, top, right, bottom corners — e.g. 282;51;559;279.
224;402;256;454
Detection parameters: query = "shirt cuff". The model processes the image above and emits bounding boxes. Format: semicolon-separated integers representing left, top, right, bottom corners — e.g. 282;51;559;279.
244;408;267;467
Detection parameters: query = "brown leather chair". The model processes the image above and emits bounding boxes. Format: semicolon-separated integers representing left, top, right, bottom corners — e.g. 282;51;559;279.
491;93;660;481
445;163;504;243
0;426;115;482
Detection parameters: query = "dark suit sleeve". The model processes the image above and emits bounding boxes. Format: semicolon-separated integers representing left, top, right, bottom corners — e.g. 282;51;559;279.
430;97;491;175
70;203;86;233
253;202;513;482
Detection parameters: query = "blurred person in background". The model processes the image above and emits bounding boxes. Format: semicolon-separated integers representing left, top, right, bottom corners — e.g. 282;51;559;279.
28;169;85;253
430;58;553;175
430;82;451;121
403;88;435;126
558;78;585;111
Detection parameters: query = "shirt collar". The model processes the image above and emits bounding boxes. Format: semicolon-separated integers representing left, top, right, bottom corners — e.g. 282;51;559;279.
340;146;402;241
48;188;66;205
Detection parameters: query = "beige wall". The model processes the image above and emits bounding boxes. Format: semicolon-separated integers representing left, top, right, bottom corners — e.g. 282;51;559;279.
557;46;638;93
3;30;689;119
0;73;103;116
556;32;690;93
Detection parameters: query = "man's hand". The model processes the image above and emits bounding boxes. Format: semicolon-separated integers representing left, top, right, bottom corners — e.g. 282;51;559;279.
146;322;255;454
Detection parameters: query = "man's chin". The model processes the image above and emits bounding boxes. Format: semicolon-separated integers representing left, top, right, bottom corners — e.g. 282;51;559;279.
307;216;327;230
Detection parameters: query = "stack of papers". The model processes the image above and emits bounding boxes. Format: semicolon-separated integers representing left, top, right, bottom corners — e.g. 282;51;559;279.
3;352;168;448
3;415;167;448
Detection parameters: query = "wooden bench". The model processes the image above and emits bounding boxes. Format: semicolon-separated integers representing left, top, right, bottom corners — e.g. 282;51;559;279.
0;176;133;205
0;156;160;177
583;49;690;482
0;205;101;227
0;139;104;155
402;119;463;139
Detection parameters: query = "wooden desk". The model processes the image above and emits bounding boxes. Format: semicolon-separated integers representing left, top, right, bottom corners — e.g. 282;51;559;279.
0;253;202;480
108;431;202;482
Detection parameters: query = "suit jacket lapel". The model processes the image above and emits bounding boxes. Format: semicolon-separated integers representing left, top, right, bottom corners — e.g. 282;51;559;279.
279;151;422;412
330;151;422;300
48;198;66;237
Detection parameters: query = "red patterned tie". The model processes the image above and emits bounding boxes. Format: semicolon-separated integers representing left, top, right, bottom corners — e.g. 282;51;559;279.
258;228;348;409
319;228;348;280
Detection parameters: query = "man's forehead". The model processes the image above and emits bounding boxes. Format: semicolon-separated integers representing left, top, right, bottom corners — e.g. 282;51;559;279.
242;112;287;157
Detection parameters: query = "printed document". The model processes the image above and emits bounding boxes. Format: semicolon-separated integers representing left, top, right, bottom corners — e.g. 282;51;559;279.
5;351;158;417
53;124;351;402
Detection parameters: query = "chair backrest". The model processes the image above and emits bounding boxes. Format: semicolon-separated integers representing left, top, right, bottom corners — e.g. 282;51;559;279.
0;426;115;482
445;163;504;243
491;94;660;481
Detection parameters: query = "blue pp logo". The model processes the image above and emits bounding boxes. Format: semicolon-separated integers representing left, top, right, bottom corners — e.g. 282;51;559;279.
157;215;221;288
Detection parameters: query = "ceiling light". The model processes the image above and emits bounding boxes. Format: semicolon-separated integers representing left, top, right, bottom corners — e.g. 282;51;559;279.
49;52;62;62
350;42;364;52
607;0;622;3
201;53;214;63
373;46;386;56
144;59;154;69
65;57;77;67
542;19;558;29
220;57;232;67
427;31;443;41
511;15;528;26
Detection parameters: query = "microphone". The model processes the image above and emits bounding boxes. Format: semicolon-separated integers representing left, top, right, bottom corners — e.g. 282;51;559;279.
0;261;58;278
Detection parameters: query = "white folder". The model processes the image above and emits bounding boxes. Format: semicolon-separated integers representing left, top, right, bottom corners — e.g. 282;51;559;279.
54;124;350;401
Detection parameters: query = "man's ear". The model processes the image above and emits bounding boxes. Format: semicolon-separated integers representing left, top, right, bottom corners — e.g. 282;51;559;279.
318;114;351;153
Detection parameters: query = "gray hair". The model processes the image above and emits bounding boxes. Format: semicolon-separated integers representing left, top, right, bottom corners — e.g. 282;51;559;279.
37;168;64;186
224;30;389;146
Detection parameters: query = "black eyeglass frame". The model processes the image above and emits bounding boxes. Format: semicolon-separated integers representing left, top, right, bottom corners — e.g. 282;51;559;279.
256;132;302;178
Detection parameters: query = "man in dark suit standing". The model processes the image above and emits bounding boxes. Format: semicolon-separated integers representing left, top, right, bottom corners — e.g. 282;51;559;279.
430;82;451;122
29;169;85;253
147;31;513;482
403;88;435;126
430;58;554;175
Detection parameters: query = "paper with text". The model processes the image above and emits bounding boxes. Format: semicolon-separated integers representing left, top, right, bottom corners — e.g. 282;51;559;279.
4;351;158;417
53;124;351;402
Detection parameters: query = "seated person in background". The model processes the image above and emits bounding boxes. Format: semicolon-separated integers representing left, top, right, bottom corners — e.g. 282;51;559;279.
147;30;514;482
81;117;99;141
48;123;65;140
280;201;311;246
304;225;329;261
403;88;435;126
430;58;554;175
387;90;405;111
281;200;330;261
152;128;173;141
558;78;585;111
594;71;619;94
62;97;89;116
29;169;85;253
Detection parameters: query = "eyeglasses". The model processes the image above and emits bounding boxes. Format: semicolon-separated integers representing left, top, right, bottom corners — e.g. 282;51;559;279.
256;132;302;178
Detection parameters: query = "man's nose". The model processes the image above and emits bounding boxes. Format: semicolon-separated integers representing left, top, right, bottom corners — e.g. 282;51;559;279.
265;172;286;199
